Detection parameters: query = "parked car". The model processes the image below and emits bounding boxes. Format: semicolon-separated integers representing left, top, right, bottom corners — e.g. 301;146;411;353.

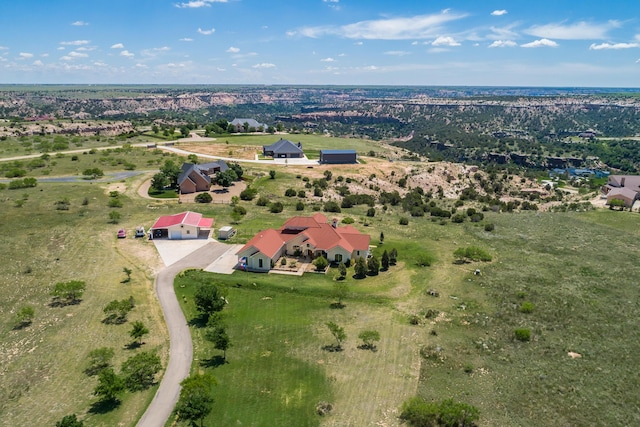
117;228;126;239
135;226;145;238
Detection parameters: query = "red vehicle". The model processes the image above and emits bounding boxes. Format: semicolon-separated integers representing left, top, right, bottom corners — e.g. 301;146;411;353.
117;228;126;239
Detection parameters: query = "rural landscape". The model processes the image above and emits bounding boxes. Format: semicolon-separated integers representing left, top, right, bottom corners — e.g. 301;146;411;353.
1;84;640;427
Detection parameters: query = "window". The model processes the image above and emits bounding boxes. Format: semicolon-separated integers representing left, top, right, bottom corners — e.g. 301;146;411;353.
335;254;343;262
186;230;190;234
259;259;263;268
356;251;360;256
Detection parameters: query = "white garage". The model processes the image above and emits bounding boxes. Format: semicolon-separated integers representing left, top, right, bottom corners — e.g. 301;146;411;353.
150;211;214;240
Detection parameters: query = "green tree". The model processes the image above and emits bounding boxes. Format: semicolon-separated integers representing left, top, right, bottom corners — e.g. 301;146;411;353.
358;330;380;350
269;170;276;179
94;368;125;403
129;320;149;345
214;170;237;187
150;172;168;192
109;210;121;224
326;322;346;351
55;414;84;427
332;281;348;308
194;192;212;203
122;267;132;283
194;284;226;319
174;373;216;427
229;162;244;180
205;326;231;360
121;351;162;391
51;280;86;305
85;347;115;376
381;250;390;271
354;257;367;279
338;262;347;280
103;297;135;324
367;255;380;276
389;248;398;265
160;160;181;188
313;256;329;271
380;231;385;244
14;305;34;328
82;168;104;179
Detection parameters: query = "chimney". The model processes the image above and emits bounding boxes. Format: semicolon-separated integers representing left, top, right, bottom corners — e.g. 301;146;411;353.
332;218;338;228
621;177;626;187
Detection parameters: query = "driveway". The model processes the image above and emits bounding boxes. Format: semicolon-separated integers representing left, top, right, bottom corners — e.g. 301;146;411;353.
136;240;240;427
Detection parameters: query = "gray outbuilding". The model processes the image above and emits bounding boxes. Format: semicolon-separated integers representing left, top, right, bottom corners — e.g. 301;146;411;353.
319;149;357;164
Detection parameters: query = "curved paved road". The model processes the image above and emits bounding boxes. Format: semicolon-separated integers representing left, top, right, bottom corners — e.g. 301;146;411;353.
137;242;232;427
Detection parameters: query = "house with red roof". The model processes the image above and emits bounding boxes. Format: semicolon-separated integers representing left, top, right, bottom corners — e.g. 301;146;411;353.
236;213;370;272
149;211;214;240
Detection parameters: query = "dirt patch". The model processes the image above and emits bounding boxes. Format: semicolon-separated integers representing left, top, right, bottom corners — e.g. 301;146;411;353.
179;142;259;160
178;181;247;204
105;182;127;195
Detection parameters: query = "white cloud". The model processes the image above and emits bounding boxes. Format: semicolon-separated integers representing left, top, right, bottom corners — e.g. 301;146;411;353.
57;47;65;51
41;53;49;57
198;27;215;35
226;46;240;53
298;10;468;40
323;0;340;10
525;21;619;40
491;10;508;16
180;38;194;42
487;24;519;41
94;61;107;67
19;52;33;59
111;43;124;49
589;42;639;50
175;0;228;8
428;47;449;53
71;21;89;26
135;63;148;68
321;57;336;62
76;46;96;52
252;63;276;69
384;51;411;56
489;40;517;48
33;60;44;66
68;51;88;58
60;40;90;46
120;50;135;57
0;46;8;50
521;38;558;48
432;36;460;46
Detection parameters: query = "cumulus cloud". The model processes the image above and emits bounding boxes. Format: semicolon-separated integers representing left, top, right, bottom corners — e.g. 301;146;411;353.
19;52;33;59
33;60;44;66
175;0;228;8
0;46;9;50
252;63;276;68
120;50;135;57
226;46;240;53
432;36;460;46
521;38;558;48
321;57;336;62
491;10;508;16
323;0;340;10
180;38;194;42
589;42;639;50
198;27;215;35
68;51;88;58
111;43;124;49
71;21;89;26
298;10;467;40
489;40;517;48
60;40;90;46
525;21;619;40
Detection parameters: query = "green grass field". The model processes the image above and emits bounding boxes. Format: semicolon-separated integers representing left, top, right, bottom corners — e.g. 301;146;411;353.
2;132;640;426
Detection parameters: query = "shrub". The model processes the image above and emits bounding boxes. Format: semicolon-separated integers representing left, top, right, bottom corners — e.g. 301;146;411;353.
399;216;409;225
366;207;375;217
297;190;306;198
520;302;535;313
108;197;123;208
256;196;270;206
313;256;329;271
484;223;495;232
399;397;479;427
453;246;492;263
194;192;212;203
451;213;465;223
415;252;435;267
515;328;531;342
269;202;284;213
341;217;355;224
239;187;257;200
295;201;305;211
285;188;296;197
323;201;341;213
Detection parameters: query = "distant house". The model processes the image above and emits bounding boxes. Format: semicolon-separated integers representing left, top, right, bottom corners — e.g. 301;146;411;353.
319;149;357;164
228;118;267;132
602;175;640;207
150;211;214;240
178;161;228;194
236;213;370;272
262;138;304;159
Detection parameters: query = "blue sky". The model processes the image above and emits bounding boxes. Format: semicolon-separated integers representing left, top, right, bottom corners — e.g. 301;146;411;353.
1;0;639;87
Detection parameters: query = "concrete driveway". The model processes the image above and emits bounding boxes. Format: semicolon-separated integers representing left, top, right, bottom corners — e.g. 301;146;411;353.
137;240;241;427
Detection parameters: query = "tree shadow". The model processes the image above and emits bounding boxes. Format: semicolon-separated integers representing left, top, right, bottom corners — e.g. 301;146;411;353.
88;399;120;414
48;298;81;308
101;315;127;325
188;314;208;329
357;344;378;352
351;274;366;280
329;302;345;309
124;342;142;350
11;321;32;331
321;344;343;352
200;355;226;368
